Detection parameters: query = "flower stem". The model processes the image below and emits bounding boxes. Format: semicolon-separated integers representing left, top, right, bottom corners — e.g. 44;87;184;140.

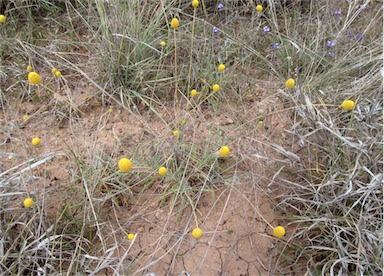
188;7;197;92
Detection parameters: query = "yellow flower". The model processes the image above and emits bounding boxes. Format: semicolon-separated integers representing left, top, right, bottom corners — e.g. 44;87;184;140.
32;137;41;147
256;5;263;12
192;0;199;8
127;233;135;240
181;120;186;125
52;67;58;74
341;100;355;111
218;64;225;71
219;146;230;157
192;227;203;239
173;130;179;137
108;108;113;113
273;226;286;238
212;84;220;92
190;89;197;97
171;18;179;29
28;72;42;85
55;71;61;77
0;15;6;24
285;78;295;89
27;65;33;72
118;158;132;172
24;198;35;208
23;115;29;121
158;166;167;176
258;121;264;126
160;41;166;47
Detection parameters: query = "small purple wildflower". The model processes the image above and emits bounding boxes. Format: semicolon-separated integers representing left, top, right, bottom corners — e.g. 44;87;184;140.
334;10;341;16
212;26;218;33
263;26;271;33
348;30;355;38
271;43;280;49
329;52;335;58
359;4;367;10
327;40;335;48
218;3;224;11
274;1;278;5
356;34;363;41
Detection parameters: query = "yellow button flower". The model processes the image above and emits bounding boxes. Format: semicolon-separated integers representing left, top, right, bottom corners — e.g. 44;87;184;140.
0;15;6;24
213;84;220;92
27;65;33;72
219;146;230;157
190;89;197;97
171;18;179;29
158;166;167;176
256;5;263;12
192;227;203;239
55;71;61;77
285;78;295;89
32;137;41;146
173;130;179;137
218;64;225;71
273;226;286;238
28;72;42;85
118;158;132;172
341;100;355;111
24;198;35;208
127;233;135;240
160;41;166;47
192;0;199;8
23;115;29;121
52;67;58;74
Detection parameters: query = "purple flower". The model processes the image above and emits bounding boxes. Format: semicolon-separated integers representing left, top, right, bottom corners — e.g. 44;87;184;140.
212;26;218;33
334;10;341;16
329;52;335;58
263;26;271;33
271;43;280;49
356;34;363;41
348;30;355;38
218;3;224;11
274;1;278;5
327;40;335;48
359;4;367;10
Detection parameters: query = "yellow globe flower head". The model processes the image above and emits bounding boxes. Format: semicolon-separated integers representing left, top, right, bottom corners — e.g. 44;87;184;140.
171;18;179;29
28;72;42;85
219;145;230;157
258;120;264;126
256;5;263;12
108;108;113;113
341;100;355;111
213;84;220;92
158;166;167;176
160;41;166;47
118;158;132;172
27;65;33;72
218;64;225;71
192;227;203;239
24;198;35;208
273;226;286;238
285;78;295;89
127;233;135;240
52;67;58;74
32;137;41;147
0;15;6;24
23;115;29;121
55;71;61;77
173;130;179;137
190;89;197;97
192;0;199;8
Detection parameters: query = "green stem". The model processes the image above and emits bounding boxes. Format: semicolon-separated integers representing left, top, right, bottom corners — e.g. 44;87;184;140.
188;7;197;92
